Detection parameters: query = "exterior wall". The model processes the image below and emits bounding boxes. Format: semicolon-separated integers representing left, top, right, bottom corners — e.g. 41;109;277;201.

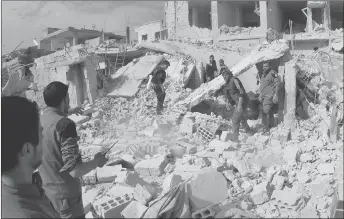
259;1;268;33
165;1;176;39
211;1;219;40
134;21;162;43
39;40;51;51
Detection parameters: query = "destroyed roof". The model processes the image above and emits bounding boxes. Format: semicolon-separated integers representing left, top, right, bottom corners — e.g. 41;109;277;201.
41;27;124;41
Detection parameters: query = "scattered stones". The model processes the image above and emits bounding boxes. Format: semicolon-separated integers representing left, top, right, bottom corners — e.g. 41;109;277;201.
249;181;272;205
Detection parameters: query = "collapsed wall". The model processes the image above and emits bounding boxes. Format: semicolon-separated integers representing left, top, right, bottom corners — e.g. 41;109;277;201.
28;45;100;108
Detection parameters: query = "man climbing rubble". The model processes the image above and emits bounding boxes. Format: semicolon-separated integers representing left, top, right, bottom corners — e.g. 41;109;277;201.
221;69;253;142
218;59;229;76
39;81;108;218
150;60;170;115
205;55;218;83
258;61;280;135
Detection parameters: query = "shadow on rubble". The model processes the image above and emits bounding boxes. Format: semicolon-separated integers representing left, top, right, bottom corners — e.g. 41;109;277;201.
190;99;234;121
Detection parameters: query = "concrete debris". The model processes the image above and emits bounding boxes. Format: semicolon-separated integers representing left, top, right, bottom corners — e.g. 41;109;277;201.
19;26;343;219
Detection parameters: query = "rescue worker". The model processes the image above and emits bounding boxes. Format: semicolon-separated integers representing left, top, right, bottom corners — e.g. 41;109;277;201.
258;61;280;135
222;69;253;142
39;81;109;218
2;96;59;218
219;59;229;76
205;55;218;83
151;60;170;115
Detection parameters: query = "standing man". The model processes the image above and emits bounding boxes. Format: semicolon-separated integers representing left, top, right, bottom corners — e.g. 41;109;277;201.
258;61;280;135
39;81;107;218
151;60;170;115
222;70;253;142
218;59;229;76
2;96;59;218
205;55;218;83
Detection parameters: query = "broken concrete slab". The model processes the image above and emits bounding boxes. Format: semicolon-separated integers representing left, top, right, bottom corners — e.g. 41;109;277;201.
107;55;164;97
96;165;123;183
137;40;180;55
121;200;148;218
249;181;272;205
189;169;228;211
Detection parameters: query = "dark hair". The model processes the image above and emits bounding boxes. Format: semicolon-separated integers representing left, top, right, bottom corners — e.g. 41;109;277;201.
222;69;233;77
160;60;170;66
43;81;69;107
1;96;40;173
210;55;214;59
219;59;224;63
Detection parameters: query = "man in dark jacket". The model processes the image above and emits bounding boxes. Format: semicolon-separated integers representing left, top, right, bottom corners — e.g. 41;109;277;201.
222;70;253;142
219;59;229;76
258;61;280;135
205;55;218;83
39;81;108;218
151;60;170;115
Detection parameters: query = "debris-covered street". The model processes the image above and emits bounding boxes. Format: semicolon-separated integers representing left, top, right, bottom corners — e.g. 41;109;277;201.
1;1;343;218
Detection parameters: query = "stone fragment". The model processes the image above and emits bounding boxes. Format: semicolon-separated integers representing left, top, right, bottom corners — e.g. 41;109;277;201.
245;136;256;145
300;153;314;163
238;199;253;210
317;163;335;175
300;206;318;218
209;139;236;153
271;175;285;190
175;141;197;155
162;173;182;194
134;155;169;177
194;157;211;168
222;170;236;182
232;179;242;190
220;131;231;142
189;169;228;211
249;181;272;205
230;159;251;177
297;172;311;184
121;200;148;218
115;171;143;187
108;184;135;197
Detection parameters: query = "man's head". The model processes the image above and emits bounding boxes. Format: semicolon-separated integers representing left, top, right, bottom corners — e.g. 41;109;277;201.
209;55;214;63
43;81;70;114
219;59;225;66
262;62;270;73
222;69;233;83
160;60;170;70
2;96;43;174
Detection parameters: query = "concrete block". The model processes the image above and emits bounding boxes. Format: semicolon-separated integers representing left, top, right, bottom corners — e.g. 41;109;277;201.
317;163;335;175
209;139;236;153
222;170;236;182
300;153;315;163
189;169;228;211
94;194;132;218
85;211;94;218
134;155;169;177
245;136;256;145
283;146;301;163
82;170;97;185
121;200;148;218
249;181;272;205
174;164;202;173
133;183;156;206
115;171;144;187
108;184;135;197
175;141;197;155
271;175;286;190
83;189;98;214
231;159;251;177
96;165;122;183
162;173;182;194
179;117;195;135
164;163;175;173
220;131;231;142
194;157;211;168
270;187;304;210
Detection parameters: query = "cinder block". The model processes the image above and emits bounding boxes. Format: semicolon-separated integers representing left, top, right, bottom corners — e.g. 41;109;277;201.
134;155;169;177
121;200;148;218
94;194;132;218
192;205;216;218
133;183;156;206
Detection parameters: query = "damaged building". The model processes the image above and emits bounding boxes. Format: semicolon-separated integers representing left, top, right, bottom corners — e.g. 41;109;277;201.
164;1;343;42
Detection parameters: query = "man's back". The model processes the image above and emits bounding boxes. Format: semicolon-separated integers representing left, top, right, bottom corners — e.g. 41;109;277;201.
39;107;81;199
2;183;59;218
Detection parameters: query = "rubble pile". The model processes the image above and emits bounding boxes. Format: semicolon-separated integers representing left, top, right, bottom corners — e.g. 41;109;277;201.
220;25;259;36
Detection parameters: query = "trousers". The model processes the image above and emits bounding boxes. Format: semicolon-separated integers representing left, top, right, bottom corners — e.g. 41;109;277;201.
231;98;250;141
261;97;274;129
48;194;85;218
153;84;166;114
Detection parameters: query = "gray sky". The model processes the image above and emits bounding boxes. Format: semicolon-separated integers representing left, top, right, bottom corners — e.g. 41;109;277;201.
1;1;164;54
